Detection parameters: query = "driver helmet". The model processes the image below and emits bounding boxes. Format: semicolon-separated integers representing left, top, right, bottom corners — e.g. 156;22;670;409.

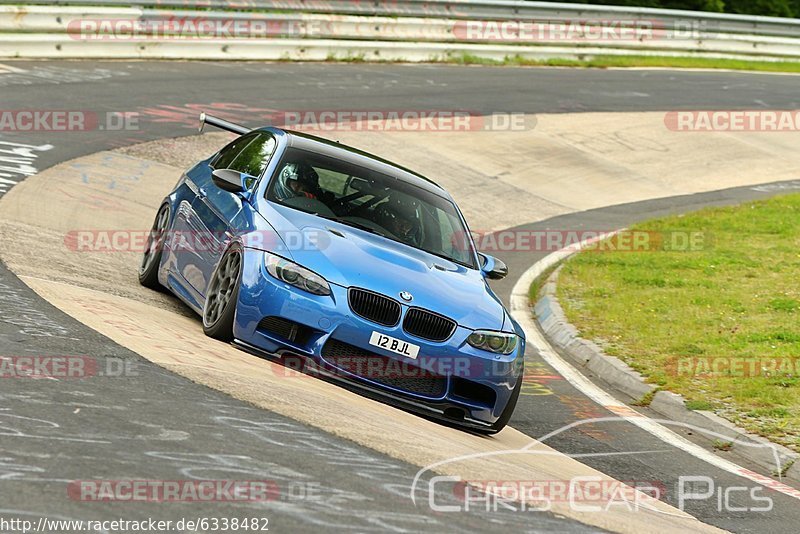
275;162;319;200
382;193;421;245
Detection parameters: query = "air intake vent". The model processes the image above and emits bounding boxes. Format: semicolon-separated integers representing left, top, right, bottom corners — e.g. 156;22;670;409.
257;316;311;345
348;288;401;326
403;308;456;342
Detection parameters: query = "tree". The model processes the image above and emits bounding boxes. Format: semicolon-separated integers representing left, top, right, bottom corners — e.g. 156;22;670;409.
661;0;725;12
534;0;799;17
536;0;663;7
726;0;794;16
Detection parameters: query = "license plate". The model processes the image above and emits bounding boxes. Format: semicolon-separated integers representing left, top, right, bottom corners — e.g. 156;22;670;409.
369;332;419;359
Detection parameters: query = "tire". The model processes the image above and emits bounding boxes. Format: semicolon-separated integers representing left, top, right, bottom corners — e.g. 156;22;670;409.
484;374;523;435
202;243;243;342
138;203;170;289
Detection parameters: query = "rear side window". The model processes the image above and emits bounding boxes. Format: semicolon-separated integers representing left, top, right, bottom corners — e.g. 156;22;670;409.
212;132;277;185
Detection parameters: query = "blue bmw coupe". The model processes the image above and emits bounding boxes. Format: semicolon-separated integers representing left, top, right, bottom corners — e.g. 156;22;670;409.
139;113;525;433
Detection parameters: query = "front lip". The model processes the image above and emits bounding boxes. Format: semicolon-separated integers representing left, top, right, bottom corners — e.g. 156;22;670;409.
232;340;501;432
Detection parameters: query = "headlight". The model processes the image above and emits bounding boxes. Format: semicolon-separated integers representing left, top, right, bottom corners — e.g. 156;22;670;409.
265;253;331;296
467;330;518;355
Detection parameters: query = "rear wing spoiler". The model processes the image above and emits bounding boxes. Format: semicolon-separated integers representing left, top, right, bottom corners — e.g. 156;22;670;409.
198;112;250;136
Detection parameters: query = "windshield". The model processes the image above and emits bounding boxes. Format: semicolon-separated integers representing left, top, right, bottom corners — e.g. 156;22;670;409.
266;147;477;269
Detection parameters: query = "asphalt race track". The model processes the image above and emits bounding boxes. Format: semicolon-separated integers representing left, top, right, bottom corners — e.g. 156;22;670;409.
1;61;800;533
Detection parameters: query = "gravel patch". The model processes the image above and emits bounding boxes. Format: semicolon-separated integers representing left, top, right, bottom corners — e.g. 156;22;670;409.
115;132;235;171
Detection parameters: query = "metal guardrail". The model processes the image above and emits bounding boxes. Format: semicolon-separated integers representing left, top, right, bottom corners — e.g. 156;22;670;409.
2;0;799;37
0;2;799;62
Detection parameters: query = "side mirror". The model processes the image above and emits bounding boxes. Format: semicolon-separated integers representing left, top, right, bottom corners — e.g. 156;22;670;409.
479;253;508;280
212;168;252;194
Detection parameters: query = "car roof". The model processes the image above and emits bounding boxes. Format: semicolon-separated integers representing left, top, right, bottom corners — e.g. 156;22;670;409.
271;128;451;199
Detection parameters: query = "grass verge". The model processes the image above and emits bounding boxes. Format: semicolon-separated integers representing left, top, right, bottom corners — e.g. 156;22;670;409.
448;53;800;74
553;193;800;452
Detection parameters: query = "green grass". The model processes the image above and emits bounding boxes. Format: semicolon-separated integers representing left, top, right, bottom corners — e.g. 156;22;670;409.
325;52;368;63
686;400;715;411
775;459;795;477
554;194;800;452
631;388;659;407
712;440;734;452
445;53;800;74
529;264;560;304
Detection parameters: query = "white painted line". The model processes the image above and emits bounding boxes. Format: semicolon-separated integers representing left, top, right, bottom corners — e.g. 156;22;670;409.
510;234;800;502
0;63;25;74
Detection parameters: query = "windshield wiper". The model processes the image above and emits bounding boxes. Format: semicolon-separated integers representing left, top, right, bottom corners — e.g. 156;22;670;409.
343;221;388;238
315;214;388;238
424;249;474;270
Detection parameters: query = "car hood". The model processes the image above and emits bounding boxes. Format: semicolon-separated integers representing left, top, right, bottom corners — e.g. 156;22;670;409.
254;204;506;331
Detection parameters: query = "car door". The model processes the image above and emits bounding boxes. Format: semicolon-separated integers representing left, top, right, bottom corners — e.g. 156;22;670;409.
169;133;256;299
192;131;277;297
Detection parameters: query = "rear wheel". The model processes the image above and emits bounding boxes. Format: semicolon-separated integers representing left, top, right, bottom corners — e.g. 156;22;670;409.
202;244;243;341
139;203;170;289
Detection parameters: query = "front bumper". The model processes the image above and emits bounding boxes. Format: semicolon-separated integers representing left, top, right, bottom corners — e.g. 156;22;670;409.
233;250;525;427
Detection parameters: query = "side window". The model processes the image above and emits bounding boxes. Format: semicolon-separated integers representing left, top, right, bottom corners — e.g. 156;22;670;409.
316;168;349;196
230;134;277;181
211;132;259;170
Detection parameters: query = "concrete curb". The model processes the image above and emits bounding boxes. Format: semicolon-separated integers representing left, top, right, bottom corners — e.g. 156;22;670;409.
534;265;800;480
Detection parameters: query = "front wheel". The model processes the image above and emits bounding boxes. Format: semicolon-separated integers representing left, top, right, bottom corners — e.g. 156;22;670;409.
139;203;170;289
202;243;243;341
